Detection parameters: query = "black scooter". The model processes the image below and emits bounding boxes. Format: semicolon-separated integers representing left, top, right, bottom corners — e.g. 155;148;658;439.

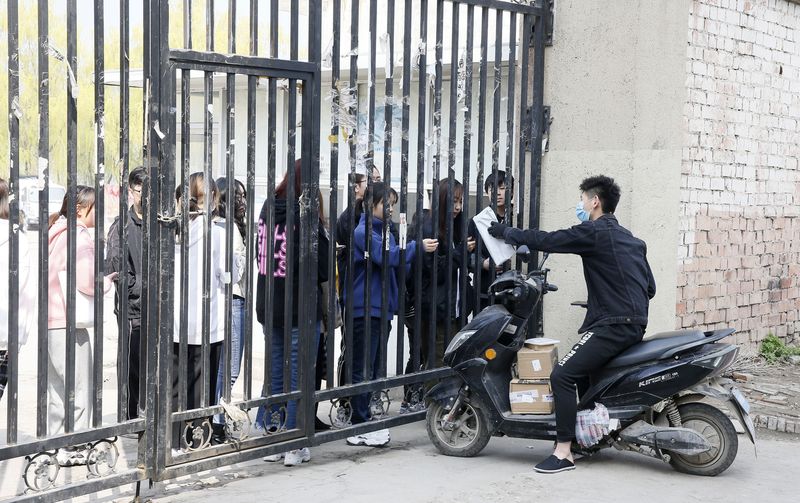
425;253;756;476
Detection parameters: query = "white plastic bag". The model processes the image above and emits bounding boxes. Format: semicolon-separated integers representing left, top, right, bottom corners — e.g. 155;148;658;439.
575;402;610;448
472;206;515;265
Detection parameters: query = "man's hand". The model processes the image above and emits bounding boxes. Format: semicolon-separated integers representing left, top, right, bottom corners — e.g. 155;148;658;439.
482;257;505;272
466;237;476;252
488;221;507;239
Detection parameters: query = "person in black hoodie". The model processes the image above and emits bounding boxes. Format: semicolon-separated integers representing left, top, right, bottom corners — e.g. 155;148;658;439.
254;159;329;467
105;166;146;420
402;179;475;409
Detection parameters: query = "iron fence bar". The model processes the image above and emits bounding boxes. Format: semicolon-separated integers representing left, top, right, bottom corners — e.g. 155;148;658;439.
504;11;517;231
169;50;318;77
325;0;341;389
489;8;503;286
473;5;489;314
177;8;191;415
344;0;359;386
447;0;543;14
12;471;144;503
179;71;191;413
412;0;429;375
528;13;547;336
444;1;460;342
64;0;78;435
244;0;258;402
117;0;131;424
378;0;394;381
36;0;50;439
148;0;172;477
363;0;378;383
284;72;298;396
396;0;412;377
459;3;475;328
6;0;20;445
171;390;304;422
315;367;453;401
92;0;106;429
0;418;145;460
429;0;445;368
223;69;236;407
262;0;279;403
301;0;322;439
516;14;531;240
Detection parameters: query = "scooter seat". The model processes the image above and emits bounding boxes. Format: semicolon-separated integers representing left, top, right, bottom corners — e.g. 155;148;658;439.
605;329;705;369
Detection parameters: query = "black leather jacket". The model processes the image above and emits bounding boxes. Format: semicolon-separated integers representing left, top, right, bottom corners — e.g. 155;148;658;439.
502;214;656;333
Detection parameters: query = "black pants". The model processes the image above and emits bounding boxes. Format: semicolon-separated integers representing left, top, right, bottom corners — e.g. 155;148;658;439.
551;324;643;442
0;350;7;400
350;317;389;424
171;342;222;448
402;318;458;402
127;326;142;419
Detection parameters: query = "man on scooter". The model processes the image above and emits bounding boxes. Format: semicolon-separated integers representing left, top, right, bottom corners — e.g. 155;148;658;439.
488;175;656;474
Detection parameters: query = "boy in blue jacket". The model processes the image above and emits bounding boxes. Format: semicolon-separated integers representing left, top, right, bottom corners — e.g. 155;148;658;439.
344;182;437;447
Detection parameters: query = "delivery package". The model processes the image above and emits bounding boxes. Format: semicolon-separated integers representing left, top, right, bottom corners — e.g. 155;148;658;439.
516;338;559;379
509;379;554;414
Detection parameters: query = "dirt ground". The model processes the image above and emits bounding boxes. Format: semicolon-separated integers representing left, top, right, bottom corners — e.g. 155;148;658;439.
728;358;800;425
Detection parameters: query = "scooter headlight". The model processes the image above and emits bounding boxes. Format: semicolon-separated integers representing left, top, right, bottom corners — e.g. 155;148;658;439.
445;330;477;356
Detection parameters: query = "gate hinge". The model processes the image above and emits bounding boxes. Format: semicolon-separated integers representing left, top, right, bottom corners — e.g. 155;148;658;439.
524;105;552;154
530;0;555;47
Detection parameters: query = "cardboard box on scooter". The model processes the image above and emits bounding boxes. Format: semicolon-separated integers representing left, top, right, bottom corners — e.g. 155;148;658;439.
516;344;558;380
509;379;554;414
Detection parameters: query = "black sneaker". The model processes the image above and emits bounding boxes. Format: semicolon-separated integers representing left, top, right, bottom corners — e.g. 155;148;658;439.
534;455;576;474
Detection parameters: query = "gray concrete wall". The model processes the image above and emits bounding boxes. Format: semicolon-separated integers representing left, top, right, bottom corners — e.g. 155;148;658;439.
539;0;690;349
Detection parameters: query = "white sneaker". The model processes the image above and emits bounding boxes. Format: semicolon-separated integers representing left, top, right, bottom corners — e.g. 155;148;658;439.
346;429;390;447
283;448;311;466
263;452;284;462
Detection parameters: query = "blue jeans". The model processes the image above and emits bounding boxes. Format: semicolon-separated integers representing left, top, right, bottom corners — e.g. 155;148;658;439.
255;323;320;431
350;317;389;425
214;296;245;425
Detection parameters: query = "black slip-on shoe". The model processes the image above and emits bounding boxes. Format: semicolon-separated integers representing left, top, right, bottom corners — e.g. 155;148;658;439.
534;455;576;474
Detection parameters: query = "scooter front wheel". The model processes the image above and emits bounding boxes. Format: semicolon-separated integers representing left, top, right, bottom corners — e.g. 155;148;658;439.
426;399;491;457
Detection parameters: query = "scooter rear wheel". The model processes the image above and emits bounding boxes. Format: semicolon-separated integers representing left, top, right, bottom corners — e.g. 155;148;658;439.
667;402;738;476
426;400;491;457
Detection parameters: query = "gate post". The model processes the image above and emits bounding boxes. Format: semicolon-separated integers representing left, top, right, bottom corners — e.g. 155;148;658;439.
141;0;175;481
299;0;324;442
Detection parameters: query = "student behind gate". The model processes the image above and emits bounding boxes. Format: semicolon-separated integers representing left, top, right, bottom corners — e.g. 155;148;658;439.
255;160;329;467
211;177;248;444
488;175;656;474
404;179;475;390
106;166;146;420
343;182;436;448
47;186;116;464
0;178;36;403
467;170;514;310
173;173;242;450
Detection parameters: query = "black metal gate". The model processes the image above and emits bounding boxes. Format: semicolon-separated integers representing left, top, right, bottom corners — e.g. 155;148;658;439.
0;0;550;500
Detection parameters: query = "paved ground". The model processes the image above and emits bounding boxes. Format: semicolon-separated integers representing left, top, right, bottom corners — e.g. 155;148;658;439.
124;424;794;503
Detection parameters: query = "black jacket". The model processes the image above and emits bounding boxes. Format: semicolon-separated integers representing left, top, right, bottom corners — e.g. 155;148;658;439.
502;214;656;333
105;210;144;327
407;209;471;322
256;199;329;328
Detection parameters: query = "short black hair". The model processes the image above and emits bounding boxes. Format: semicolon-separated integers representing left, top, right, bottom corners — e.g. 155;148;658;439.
484;170;512;194
129;166;147;188
579;175;621;214
367;181;397;208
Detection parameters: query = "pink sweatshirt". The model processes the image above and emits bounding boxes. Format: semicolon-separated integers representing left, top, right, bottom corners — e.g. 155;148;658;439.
47;217;97;329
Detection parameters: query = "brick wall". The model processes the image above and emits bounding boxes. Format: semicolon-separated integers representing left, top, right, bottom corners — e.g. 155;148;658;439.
679;0;800;349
